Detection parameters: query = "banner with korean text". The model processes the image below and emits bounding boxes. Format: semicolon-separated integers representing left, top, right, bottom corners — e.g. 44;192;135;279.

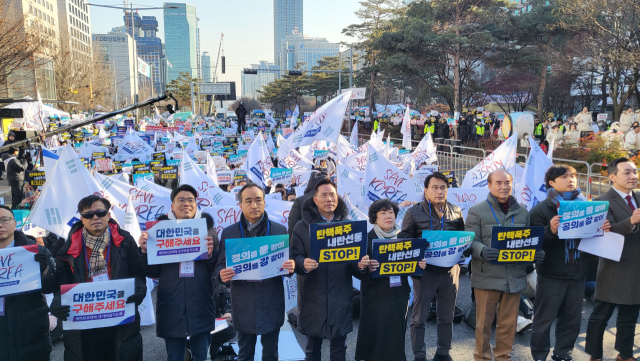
310;220;367;264
371;238;427;278
145;218;209;265
490;226;544;264
558;201;608;239
422;231;473;267
225;234;289;281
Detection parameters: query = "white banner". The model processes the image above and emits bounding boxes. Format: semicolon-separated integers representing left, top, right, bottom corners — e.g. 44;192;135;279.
278;148;314;170
363;144;423;205
336;164;364;187
292;169;316;188
412;132;437;165
264;200;293;230
242;131;273;188
0;245;42;297
401;105;412;149
343;150;368;172
447;188;491;220
461;133;518;188
202;206;241;240
180;154;214;207
146;218;209;265
515;136;554;210
114;130;155;162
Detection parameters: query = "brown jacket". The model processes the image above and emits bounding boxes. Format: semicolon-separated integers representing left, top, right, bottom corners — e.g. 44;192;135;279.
594;188;640;305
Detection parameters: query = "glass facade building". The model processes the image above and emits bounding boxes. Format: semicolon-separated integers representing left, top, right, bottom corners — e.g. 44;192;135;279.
163;2;199;82
274;0;303;67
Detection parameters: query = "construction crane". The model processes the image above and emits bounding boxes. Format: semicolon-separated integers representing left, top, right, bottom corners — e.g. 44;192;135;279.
209;33;224;115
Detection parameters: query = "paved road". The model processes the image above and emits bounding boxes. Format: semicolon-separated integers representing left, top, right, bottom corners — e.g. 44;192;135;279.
50;272;639;361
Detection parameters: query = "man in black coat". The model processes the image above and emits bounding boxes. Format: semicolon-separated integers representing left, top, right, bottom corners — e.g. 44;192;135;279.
217;183;295;361
138;185;218;361
437;117;451;140
287;172;330;240
291;179;370;361
49;195;146;361
6;146;28;209
399;173;465;361
0;205;56;361
236;102;248;135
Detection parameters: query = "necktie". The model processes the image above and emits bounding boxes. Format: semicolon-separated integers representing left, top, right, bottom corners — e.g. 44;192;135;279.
626;195;636;211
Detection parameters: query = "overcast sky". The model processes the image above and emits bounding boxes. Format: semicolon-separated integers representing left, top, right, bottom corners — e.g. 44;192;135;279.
90;0;361;92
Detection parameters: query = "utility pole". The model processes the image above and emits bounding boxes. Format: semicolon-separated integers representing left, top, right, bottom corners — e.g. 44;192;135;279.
338;50;342;94
348;46;353;139
190;81;196;113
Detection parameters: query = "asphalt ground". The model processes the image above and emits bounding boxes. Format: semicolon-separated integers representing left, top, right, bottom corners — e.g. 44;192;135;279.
50;272;640;361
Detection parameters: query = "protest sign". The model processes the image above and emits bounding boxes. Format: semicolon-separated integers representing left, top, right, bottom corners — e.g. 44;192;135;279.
193;150;208;164
0;245;42;297
27;171;46;186
284;276;298;313
371;238;427;278
60;278;135;330
160;166;178;179
490;226;544;264
145;218;209;265
313;150;329;160
225;234;289;281
292;169;316;187
309;220;367;264
22;221;47;238
95;158;113;172
422;231;473;267
413;166;439;187
217;170;234;185
558;201;608;239
132;173;154;186
270;168;293;187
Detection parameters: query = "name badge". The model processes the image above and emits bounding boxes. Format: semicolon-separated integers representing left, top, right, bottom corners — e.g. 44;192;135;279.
0;297;4;316
389;276;402;288
179;261;195;278
92;270;110;283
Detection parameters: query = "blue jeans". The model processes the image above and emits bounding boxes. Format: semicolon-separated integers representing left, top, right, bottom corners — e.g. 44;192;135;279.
165;332;211;361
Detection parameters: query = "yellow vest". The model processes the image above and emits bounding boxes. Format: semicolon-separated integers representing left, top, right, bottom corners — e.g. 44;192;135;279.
475;125;484;135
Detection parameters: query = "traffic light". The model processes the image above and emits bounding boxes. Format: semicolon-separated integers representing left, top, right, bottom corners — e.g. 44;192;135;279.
243;68;258;75
221;56;225;74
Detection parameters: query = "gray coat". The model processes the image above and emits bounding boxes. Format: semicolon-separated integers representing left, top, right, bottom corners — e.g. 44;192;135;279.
594;188;640;305
466;194;530;293
216;214;288;335
291;197;364;339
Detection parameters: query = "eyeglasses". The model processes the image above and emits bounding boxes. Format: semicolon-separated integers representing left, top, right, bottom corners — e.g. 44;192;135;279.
176;197;196;204
429;186;448;192
0;217;15;225
81;209;109;219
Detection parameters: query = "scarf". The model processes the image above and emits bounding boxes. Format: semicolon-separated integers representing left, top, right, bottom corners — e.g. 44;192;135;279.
547;187;583;264
373;224;400;240
83;227;109;277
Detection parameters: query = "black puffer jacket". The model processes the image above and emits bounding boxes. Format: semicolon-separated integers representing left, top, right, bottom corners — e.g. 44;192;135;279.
287;172;330;240
7;157;28;182
53;219;146;361
0;232;56;361
398;200;465;273
138;212;220;339
529;198;597;279
291;197;365;339
437;121;450;139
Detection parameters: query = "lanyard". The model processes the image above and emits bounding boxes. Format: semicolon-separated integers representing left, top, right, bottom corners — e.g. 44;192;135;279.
487;200;514;227
239;218;270;239
82;228;112;277
428;200;445;230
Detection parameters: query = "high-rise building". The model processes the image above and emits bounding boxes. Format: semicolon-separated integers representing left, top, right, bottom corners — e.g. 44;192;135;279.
279;29;340;71
56;0;93;63
201;52;211;83
273;0;303;67
1;0;59;99
92;31;137;105
241;61;280;100
196;27;201;80
122;13;165;94
163;3;199;82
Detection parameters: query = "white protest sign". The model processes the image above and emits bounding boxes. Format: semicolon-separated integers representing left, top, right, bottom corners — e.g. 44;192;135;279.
578;232;624;262
284;276;298;313
61;278;135;330
146;218;209;265
558;201;608;239
22;222;47;238
225;234;289;281
217;170;234;185
95;158;113;172
422;231;474;267
461;133;518;188
0;245;42;297
414;166;439;187
114;130;155;162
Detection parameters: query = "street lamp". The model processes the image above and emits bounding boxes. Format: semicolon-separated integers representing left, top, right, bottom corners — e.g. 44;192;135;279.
86;2;178;118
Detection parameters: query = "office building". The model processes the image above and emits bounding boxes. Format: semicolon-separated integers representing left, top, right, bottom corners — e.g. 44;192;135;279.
122;13;165;94
0;0;59;99
163;2;199;82
201;52;212;82
273;0;303;67
57;0;92;63
92;31;137;105
279;28;340;71
241;61;279;99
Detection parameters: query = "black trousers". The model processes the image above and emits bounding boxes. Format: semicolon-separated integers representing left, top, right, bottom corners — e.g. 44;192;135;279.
81;326;117;361
236;329;279;361
9;180;22;209
585;299;640;359
305;335;347;361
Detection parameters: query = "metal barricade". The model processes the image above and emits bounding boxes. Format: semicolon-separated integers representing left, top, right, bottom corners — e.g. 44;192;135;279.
588;162;612;199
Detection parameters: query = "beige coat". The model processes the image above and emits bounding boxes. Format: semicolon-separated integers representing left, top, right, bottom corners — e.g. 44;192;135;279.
575;112;592;131
594;188;640;305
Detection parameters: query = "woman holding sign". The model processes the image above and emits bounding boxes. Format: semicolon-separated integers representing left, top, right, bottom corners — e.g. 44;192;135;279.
355;199;419;361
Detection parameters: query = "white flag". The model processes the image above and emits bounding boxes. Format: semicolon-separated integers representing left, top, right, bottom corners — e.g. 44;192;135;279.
344;195;373;233
447;187;492;220
336;164;364;187
242;131;273;188
461;132;518;188
206;152;219;187
136;178;172;198
276;133;286;147
265;110;276;128
292;169;317;188
515;136;554;211
291;105;299;129
363;144;423;205
201;206;241;240
412;132;438;165
547;138;555;161
343;150;368;172
264;200;293;230
350;120;359;147
180;153;214;207
278;148;314;170
401;106;412;149
114;129;155;162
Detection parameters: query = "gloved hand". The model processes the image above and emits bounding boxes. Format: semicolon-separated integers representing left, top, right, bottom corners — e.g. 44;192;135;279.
462;246;473;258
34;252;48;272
126;288;146;305
534;249;545;263
480;247;500;261
49;304;71;321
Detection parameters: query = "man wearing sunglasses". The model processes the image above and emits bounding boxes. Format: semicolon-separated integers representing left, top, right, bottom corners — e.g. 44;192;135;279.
49;195;147;361
0;205;57;361
138;184;219;361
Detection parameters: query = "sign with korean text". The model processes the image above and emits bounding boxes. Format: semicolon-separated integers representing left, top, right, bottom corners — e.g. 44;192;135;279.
217;170;233;185
558;201;608;239
310;221;367;264
60;278;135;330
0;245;42;297
270;168;293;187
490;226;544;264
133;164;151;174
145;218;209;265
95;158;113;172
422;231;473;267
371;238;426;278
27;171;46;186
160;166;178;179
313;150;329;160
132;173;154;186
225;234;289;281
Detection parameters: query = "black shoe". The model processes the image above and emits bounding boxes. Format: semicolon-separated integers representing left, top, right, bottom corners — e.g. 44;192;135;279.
433;353;454;361
551;354;573;361
415;358;426;361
